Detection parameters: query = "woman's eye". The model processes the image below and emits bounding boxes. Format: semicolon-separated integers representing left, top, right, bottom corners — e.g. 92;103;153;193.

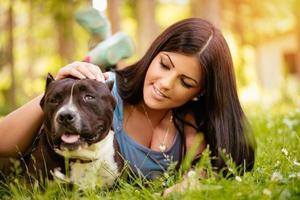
181;80;193;88
84;95;95;102
159;61;170;70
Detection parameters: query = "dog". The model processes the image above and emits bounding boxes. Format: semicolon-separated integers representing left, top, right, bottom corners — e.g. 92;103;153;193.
1;74;123;188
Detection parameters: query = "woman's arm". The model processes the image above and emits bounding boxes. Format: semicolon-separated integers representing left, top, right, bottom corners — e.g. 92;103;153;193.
0;95;44;157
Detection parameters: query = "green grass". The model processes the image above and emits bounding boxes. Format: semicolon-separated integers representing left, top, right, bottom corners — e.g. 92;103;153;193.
1;104;300;199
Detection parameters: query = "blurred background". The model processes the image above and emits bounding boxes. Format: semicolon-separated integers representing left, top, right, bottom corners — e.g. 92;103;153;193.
0;0;300;115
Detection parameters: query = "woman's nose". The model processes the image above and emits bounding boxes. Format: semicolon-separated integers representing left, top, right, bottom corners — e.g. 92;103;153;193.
160;74;176;90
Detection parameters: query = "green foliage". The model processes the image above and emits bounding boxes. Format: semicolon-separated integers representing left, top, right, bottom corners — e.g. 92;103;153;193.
1;101;300;199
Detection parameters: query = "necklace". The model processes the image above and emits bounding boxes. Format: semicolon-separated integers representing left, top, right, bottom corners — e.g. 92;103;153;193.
141;103;173;152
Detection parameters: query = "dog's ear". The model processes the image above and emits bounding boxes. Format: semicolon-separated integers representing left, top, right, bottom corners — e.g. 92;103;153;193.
40;95;45;109
46;73;55;88
105;80;114;91
40;73;55;109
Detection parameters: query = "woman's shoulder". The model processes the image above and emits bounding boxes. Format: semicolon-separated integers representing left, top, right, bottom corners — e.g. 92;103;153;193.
183;113;198;139
183;113;206;158
106;71;116;82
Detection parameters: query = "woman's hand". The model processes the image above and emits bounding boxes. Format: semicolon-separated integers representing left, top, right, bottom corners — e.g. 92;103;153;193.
56;61;109;82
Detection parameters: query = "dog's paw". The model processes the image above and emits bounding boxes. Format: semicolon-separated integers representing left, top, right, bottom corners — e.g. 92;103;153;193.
53;168;71;183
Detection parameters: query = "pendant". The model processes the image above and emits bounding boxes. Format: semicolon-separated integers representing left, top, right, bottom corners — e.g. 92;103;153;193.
159;144;166;152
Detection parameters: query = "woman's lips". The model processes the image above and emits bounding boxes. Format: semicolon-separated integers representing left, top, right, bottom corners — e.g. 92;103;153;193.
151;85;169;100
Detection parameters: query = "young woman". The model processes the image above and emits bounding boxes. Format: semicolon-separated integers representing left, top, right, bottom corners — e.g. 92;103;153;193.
0;18;255;179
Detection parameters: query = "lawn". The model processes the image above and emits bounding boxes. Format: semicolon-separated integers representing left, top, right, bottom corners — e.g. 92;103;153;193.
0;101;300;199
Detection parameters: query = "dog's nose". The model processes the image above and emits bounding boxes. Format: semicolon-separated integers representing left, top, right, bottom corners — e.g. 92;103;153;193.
57;111;76;124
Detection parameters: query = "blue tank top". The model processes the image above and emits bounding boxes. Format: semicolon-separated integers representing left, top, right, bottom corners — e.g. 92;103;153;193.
108;72;182;179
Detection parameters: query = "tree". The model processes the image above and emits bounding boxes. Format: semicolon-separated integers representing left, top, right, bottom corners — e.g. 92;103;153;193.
292;0;300;78
107;0;122;33
52;0;76;64
6;0;16;109
26;0;35;80
136;0;158;56
190;0;221;28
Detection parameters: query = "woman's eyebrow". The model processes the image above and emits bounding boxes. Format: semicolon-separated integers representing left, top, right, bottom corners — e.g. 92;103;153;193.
162;53;175;68
162;53;200;86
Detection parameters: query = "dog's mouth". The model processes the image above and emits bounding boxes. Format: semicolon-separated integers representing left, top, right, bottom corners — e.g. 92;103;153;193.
54;127;108;151
56;132;84;151
61;133;80;144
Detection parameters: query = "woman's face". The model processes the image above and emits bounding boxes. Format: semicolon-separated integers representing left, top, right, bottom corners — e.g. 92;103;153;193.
143;51;202;110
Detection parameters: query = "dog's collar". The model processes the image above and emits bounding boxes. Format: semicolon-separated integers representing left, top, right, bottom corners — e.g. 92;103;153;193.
69;158;96;164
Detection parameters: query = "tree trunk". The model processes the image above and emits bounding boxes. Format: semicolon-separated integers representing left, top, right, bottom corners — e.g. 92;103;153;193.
107;0;122;33
7;0;16;109
27;0;35;80
54;1;75;65
136;0;158;56
190;0;221;28
294;1;300;78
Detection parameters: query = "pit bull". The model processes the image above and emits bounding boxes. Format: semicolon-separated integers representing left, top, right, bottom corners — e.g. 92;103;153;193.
1;74;123;188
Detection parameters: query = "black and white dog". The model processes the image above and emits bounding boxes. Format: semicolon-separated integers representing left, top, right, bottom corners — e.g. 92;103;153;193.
2;74;123;188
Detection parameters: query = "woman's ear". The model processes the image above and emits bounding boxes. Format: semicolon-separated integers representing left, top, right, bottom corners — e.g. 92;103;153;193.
191;91;205;101
191;96;199;101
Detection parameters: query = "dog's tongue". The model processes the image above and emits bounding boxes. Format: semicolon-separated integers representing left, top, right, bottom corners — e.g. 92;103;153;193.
61;134;80;144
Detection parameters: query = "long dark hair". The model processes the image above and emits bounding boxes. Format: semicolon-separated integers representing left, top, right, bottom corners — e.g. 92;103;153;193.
116;18;255;172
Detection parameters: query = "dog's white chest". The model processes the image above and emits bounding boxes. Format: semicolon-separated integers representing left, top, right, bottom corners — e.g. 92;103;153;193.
54;131;121;188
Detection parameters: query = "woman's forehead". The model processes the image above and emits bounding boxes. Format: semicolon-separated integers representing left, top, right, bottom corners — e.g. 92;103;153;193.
159;52;202;83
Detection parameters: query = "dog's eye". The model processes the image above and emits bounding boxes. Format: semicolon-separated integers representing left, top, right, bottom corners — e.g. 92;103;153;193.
99;124;105;132
84;95;95;102
49;97;59;104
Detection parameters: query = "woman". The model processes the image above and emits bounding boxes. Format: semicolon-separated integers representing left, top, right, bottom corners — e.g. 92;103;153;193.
0;18;255;179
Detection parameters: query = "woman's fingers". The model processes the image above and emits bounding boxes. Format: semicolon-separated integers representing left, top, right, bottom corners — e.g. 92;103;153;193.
56;61;105;82
74;64;97;80
55;63;86;80
81;62;105;82
103;72;110;80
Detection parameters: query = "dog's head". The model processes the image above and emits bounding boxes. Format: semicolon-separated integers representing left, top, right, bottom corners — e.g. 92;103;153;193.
40;73;115;154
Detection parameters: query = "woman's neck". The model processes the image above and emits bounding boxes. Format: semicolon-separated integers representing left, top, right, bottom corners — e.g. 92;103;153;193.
136;102;171;127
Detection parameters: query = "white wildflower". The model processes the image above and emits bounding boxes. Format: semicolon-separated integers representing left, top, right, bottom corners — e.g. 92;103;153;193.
283;117;298;130
187;170;196;178
263;188;272;196
293;159;300;166
281;148;288;156
271;171;283;182
274;161;280;167
235;176;242;182
256;167;263;173
288;173;296;178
